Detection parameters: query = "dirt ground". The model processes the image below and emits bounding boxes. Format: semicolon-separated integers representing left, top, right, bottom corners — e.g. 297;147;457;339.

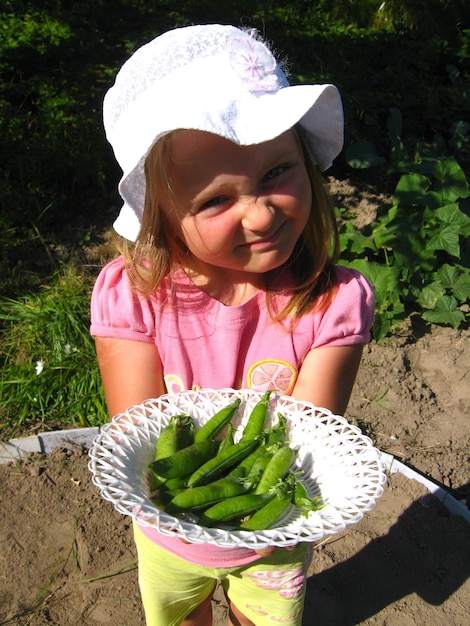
1;177;469;625
1;318;469;626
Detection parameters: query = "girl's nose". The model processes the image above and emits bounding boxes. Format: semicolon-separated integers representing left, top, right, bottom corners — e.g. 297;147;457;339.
240;196;276;232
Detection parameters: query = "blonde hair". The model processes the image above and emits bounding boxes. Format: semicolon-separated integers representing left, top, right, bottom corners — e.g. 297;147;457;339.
114;125;339;320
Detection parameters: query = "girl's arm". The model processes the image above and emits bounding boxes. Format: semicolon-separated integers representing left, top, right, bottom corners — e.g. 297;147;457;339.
292;344;364;415
251;344;364;558
94;337;166;418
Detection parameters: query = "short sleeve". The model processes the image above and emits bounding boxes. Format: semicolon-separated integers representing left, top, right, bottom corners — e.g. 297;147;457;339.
311;266;374;349
90;256;155;342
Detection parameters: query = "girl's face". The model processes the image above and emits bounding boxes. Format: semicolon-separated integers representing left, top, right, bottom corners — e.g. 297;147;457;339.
161;129;312;288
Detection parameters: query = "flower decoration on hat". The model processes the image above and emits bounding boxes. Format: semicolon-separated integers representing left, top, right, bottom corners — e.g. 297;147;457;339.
229;30;279;91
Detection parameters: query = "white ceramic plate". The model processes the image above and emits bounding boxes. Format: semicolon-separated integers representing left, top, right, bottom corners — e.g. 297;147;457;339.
88;388;386;548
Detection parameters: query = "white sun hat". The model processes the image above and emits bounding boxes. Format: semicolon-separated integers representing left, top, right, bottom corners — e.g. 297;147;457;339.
103;24;344;241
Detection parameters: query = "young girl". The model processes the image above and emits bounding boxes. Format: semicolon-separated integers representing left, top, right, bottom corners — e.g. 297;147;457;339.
90;24;374;626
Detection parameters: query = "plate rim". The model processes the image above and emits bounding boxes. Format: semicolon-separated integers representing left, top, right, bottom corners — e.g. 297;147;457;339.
88;388;387;548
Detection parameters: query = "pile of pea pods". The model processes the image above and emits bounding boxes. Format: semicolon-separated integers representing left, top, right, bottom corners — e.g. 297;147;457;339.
148;391;323;530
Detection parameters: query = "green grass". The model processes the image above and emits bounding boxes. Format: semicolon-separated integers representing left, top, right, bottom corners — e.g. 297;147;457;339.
0;266;108;439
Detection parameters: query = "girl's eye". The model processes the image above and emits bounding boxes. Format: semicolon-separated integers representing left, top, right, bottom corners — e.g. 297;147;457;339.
263;165;287;183
200;196;227;211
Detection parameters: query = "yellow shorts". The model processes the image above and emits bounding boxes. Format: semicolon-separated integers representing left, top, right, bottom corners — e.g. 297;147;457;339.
133;522;312;625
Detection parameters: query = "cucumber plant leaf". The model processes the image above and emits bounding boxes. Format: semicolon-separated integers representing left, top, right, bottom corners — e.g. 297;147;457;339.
426;224;461;258
345;139;385;169
433;159;469;202
422;295;466;328
435;264;470;302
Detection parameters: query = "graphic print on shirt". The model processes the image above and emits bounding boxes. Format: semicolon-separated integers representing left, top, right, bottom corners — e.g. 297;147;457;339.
165;374;202;394
164;374;185;394
246;359;297;394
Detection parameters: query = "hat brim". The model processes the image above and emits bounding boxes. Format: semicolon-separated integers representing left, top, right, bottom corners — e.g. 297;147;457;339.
114;83;343;241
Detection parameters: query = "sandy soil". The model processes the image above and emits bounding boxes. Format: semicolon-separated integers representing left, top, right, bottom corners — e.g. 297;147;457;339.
1;320;469;626
1;177;469;625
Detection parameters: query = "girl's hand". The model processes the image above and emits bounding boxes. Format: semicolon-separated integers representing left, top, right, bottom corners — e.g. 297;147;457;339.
255;544;297;557
255;546;276;557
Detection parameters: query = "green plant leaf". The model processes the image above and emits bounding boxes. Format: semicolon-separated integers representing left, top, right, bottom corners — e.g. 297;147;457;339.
452;272;470;302
435;203;470;235
436;264;470;302
339;222;377;255
344;259;400;293
449;120;470;154
394;173;440;209
422;295;466;328
433;159;469;202
371;222;396;249
340;259;405;340
372;291;406;340
417;282;445;309
393;231;436;271
426;224;461;257
345;139;385;169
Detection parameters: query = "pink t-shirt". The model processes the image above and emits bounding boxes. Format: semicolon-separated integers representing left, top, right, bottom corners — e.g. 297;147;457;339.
90;257;374;566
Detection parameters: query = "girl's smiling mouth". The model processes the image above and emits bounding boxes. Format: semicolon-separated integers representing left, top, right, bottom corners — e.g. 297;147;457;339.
239;222;287;249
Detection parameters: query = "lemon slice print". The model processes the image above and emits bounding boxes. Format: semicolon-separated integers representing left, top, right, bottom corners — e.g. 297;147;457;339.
246;360;297;394
164;374;185;394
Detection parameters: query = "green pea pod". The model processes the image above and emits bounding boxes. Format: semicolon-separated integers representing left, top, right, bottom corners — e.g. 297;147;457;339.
254;445;297;494
149;438;219;480
227;415;285;483
217;423;235;456
155;415;184;461
245;448;276;482
194;398;241;442
197;492;275;527
165;476;249;514
149;415;195;490
226;445;268;481
187;438;260;487
239;477;294;531
240;391;272;441
151;487;185;510
149;470;167;491
227;439;280;482
177;415;195;449
149;450;168;489
159;474;191;493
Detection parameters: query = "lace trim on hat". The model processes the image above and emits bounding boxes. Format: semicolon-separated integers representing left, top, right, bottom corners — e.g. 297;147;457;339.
105;26;288;133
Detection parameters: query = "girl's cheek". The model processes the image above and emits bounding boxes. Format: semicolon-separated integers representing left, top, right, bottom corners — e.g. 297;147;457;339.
181;219;234;253
196;214;237;240
285;169;312;208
